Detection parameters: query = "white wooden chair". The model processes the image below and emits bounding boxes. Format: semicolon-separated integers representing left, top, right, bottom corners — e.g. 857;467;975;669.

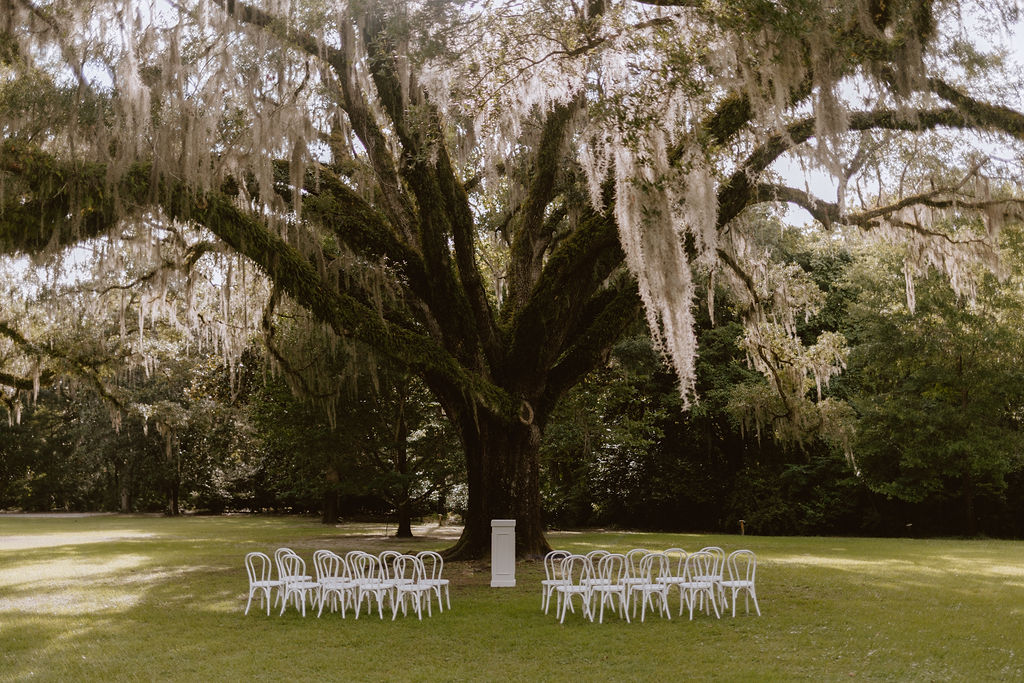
721;549;761;617
244;551;281;616
278;553;319;616
679;551;721;620
351;552;389;619
657;547;689;614
541;550;570;614
698;546;726;606
314;549;356;617
621;548;651;612
391;555;433;620
555;554;594;623
416;550;451;612
582;550;611;591
588;553;630;623
628;552;672;622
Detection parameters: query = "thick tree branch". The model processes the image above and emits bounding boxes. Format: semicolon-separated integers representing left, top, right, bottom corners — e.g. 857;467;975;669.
305;170;428;294
543;280;642;416
0;370;38;392
1;144;515;416
716;107;996;229
355;8;502;371
929;78;1024;139
752;182;1022;240
164;183;512;412
506;209;624;391
506;101;580;314
0;140;147;255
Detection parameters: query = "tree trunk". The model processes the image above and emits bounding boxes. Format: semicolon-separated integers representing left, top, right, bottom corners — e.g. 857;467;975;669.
163;432;180;516
436;481;447;524
167;479;180;516
445;408;551;560
395;499;413;538
119;475;131;513
322;464;340;524
393;386;413;538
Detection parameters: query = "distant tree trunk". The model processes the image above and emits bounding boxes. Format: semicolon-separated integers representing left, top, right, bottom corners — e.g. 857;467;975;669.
436;479;447;524
959;359;977;536
167;479;180;516
322;464;340;525
118;458;131;513
396;499;413;538
394;387;413;538
162;429;180;516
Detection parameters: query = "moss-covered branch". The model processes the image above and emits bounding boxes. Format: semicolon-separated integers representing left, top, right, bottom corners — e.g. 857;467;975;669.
2;143;516;416
0;370;37;392
0;140;150;255
716;107;987;229
543;279;641;417
751;181;1021;238
505;209;624;387
505;101;579;314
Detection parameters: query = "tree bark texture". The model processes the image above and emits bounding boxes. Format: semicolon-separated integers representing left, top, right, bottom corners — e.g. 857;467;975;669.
443;409;549;559
395;500;413;538
322;465;340;525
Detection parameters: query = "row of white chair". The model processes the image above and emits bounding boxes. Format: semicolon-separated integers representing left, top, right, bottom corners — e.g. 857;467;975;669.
244;547;450;620
542;547;760;623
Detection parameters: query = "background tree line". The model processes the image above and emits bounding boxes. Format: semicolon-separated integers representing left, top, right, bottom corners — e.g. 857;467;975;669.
4;218;1023;538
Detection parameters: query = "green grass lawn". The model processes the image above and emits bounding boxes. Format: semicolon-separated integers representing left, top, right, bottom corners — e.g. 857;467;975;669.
1;515;1022;681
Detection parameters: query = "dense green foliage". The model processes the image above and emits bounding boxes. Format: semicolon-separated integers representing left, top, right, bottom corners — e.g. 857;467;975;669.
539;225;1024;537
0;354;464;531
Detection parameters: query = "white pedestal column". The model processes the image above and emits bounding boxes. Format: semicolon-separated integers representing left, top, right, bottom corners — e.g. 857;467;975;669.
490;519;516;587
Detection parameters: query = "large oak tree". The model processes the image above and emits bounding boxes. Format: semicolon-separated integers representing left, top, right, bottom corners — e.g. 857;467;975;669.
3;0;1024;556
